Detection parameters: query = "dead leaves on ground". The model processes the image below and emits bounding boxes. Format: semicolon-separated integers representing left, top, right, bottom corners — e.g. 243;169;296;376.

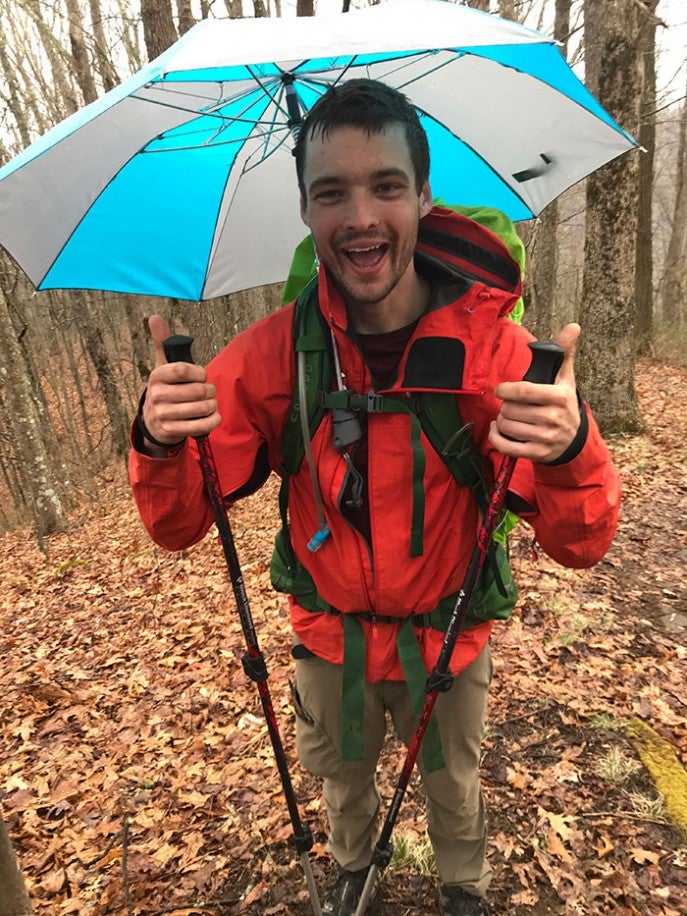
1;360;686;915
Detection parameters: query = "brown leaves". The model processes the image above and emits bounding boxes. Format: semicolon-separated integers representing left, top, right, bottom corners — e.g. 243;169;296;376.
1;360;686;914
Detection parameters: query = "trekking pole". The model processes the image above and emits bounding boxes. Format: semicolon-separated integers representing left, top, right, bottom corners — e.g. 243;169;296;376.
163;334;323;916
354;340;564;916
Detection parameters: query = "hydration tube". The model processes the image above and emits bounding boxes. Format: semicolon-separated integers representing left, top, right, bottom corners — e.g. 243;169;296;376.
298;347;331;552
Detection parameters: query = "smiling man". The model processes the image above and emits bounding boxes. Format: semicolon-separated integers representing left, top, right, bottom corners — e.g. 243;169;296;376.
129;80;620;915
298;120;432;332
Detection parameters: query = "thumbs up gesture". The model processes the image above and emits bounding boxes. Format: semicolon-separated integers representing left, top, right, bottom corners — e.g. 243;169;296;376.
489;323;582;464
140;315;221;452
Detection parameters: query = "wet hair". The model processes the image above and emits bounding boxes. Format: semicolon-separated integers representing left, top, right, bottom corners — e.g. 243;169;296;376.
293;78;430;197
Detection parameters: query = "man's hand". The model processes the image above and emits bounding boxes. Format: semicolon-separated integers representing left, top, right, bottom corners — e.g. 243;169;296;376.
489;324;581;464
141;315;221;453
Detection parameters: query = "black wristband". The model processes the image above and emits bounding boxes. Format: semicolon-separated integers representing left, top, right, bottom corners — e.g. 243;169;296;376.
542;389;589;467
136;389;186;450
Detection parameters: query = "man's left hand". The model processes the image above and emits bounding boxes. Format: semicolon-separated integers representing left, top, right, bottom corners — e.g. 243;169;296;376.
489;323;581;464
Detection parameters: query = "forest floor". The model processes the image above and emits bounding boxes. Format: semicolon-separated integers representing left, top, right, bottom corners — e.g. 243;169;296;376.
1;359;686;916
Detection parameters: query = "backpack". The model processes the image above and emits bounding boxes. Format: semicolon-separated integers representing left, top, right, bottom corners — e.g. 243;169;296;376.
270;207;524;768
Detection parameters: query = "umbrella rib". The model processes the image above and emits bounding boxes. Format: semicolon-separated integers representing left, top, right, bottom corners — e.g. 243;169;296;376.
246;65;295;125
391;52;460;91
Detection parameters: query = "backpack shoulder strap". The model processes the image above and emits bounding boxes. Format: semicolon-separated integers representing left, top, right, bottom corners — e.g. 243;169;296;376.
414;392;490;514
280;277;329;477
280;282;493;516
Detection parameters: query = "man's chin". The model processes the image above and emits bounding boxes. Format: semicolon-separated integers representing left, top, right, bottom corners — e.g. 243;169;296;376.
333;273;394;309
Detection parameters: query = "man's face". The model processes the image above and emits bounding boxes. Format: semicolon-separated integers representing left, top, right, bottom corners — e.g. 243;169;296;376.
300;123;432;316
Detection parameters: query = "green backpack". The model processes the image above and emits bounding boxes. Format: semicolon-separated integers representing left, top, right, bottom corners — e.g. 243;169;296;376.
271;206;524;769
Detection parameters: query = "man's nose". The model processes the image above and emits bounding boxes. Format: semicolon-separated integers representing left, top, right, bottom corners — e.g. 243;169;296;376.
343;191;380;232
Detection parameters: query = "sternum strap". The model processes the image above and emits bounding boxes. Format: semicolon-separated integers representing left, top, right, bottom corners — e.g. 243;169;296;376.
318;390;426;557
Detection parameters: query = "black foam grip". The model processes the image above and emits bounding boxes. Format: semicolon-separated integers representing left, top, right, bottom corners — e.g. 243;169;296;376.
523;340;564;385
163;334;195;365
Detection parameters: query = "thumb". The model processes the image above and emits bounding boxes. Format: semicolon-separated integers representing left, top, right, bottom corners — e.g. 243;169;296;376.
552;322;580;384
148;314;173;368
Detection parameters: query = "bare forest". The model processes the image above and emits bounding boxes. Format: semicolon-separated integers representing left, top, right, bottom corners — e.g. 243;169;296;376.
0;1;686;914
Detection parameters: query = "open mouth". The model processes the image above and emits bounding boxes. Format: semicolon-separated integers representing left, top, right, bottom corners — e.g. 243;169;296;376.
343;243;388;271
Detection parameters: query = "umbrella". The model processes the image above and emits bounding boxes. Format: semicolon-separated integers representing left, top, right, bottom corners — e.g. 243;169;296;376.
0;0;638;302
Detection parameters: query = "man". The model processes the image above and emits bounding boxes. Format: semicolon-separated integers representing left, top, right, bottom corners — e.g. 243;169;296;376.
130;80;619;915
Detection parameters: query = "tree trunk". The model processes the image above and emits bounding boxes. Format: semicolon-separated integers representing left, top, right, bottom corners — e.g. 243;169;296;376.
0;40;32;148
72;292;131;456
0;270;73;508
117;0;144;71
88;0;119;92
65;0;98;104
140;0;178;62
527;0;571;339
0;812;32;916
223;0;243;17
176;0;195;34
577;0;644;434
661;89;687;332
634;0;659;356
297;0;314;15
27;0;80;118
0;289;68;541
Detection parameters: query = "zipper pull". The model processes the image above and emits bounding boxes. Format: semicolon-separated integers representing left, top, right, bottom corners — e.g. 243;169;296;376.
342;452;364;508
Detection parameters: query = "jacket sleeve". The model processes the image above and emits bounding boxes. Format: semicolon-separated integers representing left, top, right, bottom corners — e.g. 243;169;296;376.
462;317;621;569
128;307;295;552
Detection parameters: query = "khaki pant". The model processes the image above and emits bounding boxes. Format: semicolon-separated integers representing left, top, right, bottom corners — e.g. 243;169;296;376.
293;644;493;896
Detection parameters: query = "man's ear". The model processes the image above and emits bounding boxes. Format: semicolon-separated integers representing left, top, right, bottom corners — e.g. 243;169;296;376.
419;181;433;219
300;195;310;227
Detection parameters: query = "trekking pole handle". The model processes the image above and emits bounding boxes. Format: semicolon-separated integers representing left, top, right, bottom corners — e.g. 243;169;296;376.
163;333;195;365
522;339;564;385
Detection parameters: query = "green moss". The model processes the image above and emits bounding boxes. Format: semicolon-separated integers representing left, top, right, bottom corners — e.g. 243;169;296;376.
625;718;687;839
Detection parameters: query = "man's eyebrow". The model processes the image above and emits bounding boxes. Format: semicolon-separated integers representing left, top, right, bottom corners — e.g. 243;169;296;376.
308;167;411;195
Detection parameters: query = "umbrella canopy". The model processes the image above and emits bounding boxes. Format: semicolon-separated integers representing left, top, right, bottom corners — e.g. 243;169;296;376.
0;0;638;302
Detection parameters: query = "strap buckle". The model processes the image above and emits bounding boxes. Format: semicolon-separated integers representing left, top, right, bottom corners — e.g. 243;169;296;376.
348;392;384;413
317;390;385;413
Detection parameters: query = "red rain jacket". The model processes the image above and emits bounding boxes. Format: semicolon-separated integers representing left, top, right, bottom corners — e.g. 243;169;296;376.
130;209;620;681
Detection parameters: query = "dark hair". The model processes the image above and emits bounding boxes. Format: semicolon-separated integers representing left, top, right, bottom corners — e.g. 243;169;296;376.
293;78;430;197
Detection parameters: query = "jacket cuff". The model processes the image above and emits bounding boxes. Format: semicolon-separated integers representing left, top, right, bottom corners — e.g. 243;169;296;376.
541;389;589;467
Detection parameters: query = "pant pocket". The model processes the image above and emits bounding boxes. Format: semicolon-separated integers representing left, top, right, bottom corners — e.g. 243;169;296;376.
288;676;316;726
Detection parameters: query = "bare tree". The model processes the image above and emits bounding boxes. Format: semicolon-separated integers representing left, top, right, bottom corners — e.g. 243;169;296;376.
71;292;132;457
0;812;32;916
661;88;687;335
223;0;243;17
634;0;660;356
65;0;98;104
526;0;572;339
577;0;644;434
0;287;68;541
176;0;195;34
88;0;119;92
140;0;178;61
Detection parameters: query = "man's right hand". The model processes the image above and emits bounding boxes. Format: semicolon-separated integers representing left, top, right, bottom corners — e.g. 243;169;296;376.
141;315;221;452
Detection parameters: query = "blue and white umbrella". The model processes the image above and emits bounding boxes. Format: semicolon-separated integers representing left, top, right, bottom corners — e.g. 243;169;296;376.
0;0;638;301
